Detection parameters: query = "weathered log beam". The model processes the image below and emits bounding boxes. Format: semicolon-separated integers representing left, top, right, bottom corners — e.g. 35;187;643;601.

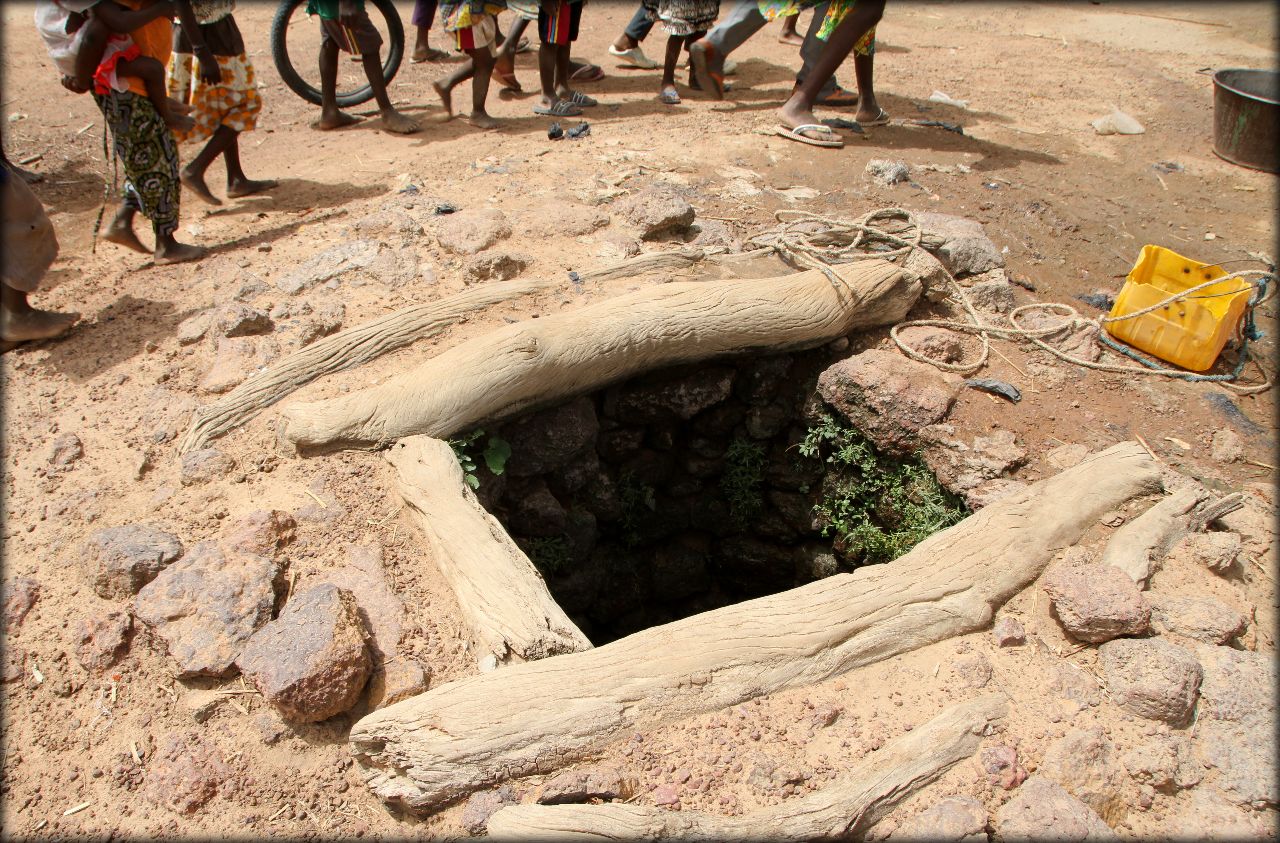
386;436;591;668
349;442;1160;814
278;261;920;455
485;693;1007;841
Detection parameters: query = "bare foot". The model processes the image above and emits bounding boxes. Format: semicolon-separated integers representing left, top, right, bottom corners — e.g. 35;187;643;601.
380;109;422;134
103;216;149;254
180;167;222;206
778;96;822;131
778;31;804;47
0;307;79;344
226;177;278;199
413;46;450;63
311;110;363;130
467;112;500;130
432;79;454;117
154;240;207;265
165;111;196;133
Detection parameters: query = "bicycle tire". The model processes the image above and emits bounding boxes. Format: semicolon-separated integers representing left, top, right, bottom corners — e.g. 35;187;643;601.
270;0;405;108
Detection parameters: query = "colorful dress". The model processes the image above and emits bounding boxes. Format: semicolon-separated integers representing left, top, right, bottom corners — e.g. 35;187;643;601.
167;0;263;144
758;0;874;54
642;0;720;37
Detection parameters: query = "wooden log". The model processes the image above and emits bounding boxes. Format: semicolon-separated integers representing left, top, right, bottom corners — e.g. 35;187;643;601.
349;442;1159;813
1100;487;1206;586
176;277;556;454
486;693;1008;841
278;261;919;455
386;436;591;668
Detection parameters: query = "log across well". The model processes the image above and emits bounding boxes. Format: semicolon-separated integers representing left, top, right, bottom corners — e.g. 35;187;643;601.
278;261;919;454
485;694;1007;841
386;436;591;668
348;442;1160;813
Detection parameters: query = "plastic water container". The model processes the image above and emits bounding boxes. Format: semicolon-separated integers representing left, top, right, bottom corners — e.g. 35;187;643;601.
1104;245;1253;372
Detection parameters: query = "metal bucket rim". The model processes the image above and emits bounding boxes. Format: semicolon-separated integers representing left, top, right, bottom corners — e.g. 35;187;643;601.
1213;67;1280;106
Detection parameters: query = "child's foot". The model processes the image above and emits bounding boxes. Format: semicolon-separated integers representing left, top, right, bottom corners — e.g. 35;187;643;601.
165;111;196;133
659;85;681;105
778;98;823;133
412;45;450;63
778;31;804;47
312;110;363;130
154;240;207;265
432;79;454;117
380;109;422;134
103;216;149;254
181;166;223;206
226;177;278;199
468;111;500;130
0;307;79;344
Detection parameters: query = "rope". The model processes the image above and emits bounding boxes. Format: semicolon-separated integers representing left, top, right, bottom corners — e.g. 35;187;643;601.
749;208;1274;396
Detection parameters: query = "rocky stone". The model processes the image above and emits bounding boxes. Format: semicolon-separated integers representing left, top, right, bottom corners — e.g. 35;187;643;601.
1168;532;1241;574
504;397;599;476
865;159;910;186
917;212;1004;277
295;301;345;347
465;250;531;282
506;478;568;537
1148;593;1247;645
921;425;1028;494
1121;736;1182;790
1194;645;1277;807
1097;638;1201;725
978;744;1027;790
251;710;289;745
365;659;429;710
236;583;371;722
276;238;382;294
606;366;735;423
952;653;993;689
176;312;212;345
818;350;961;456
225;510;297;557
690;219;741;250
965;478;1028;510
143;731;231;815
48;433;83;466
214;303;273;337
3;647;26;683
538;765;636;804
966;278;1016;314
73;611;131;672
1017;308;1102;364
179;448;235;486
1210;428;1244;463
437;208;511;255
889;795;986;841
996;776;1115;840
197;336;261;394
134;542;282;677
351;207;422;237
992;616;1026;647
320;544;405;660
1170;787;1272;839
1041;562;1150;643
462;785;520;834
652;783;681;807
1041;727;1127;824
895;326;965;364
527;205;609;239
651;541;711;601
3;577;40;631
614;185;695;239
1049;663;1102;711
83;523;183;599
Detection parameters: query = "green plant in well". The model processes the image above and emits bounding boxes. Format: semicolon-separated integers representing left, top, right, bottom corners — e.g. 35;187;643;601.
525;536;571;575
720;437;766;528
447;428;512;489
800;411;967;566
617;470;657;549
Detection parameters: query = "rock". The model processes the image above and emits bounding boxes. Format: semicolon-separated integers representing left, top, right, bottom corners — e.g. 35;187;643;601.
276;239;382;294
319;544;405;660
526;205;609;239
992;616;1026;647
295;301;345;347
1193;645;1277;807
917;212;1004;276
1210;429;1244;463
1168;531;1242;574
895;326;965;364
614;185;695;239
48;433;83;466
3;577;40;631
506;478;568;537
183;689;225;723
3;647;26;683
365;659;429;710
225;510;297;557
504;397;599;476
214;303;273;337
1017;309;1102;364
82;523;184;599
236;583;371;722
902;247;952;303
465;250;531;283
437;208;511;255
179;448;236;486
817;350;961;456
143;731;230;815
538;765;636;804
952;653;993;689
1170;787;1272;839
1148;593;1247;645
1049;663;1102;711
1097;638;1201;724
1047;443;1090;471
978;744;1027;790
889;795;986;841
73;611;131;672
463;785;519;835
965;478;1028;510
252;710;289;745
1041;727;1127;824
606;366;735;423
1041;562;1150;643
921;426;1031;496
1091;109;1144;135
351;207;422;237
866;159;910;186
996;776;1116;840
176;312;212;345
134;542;282;677
690;219;741;250
966;278;1016;314
652;783;681;807
197;336;259;394
1121;736;1182;790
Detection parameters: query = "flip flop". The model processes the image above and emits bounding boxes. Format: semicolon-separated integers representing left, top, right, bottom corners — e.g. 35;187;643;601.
515;38;532;54
775;123;844;148
608;45;659;69
533;100;582;117
816;86;860;107
688;41;724;100
860;108;892;127
564;91;597;107
569;63;605;83
659;88;681;105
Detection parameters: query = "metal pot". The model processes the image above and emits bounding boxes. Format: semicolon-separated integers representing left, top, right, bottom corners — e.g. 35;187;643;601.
1212;68;1279;173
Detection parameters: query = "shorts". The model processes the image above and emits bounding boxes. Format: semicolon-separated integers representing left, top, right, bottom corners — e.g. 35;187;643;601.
318;9;383;55
538;0;583;46
452;12;497;51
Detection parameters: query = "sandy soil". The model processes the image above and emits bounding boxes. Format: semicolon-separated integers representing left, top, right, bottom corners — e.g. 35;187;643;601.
2;1;1276;839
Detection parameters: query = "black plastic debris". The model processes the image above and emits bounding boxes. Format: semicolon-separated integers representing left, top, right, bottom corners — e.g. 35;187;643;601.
568;270;581;283
1152;161;1184;174
908;119;964;135
433;202;458;215
965;378;1021;403
548;122;564;140
822;117;864;133
1075;292;1115;311
983;182;1000;190
398;183;419;195
567;121;591;139
1203;392;1264;435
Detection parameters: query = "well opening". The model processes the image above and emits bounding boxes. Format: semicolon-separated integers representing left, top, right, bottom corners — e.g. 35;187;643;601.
454;346;968;644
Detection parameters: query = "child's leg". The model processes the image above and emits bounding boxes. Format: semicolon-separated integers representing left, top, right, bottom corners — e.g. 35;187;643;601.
851;51;881;123
778;0;884;131
72;17;110;93
660;35;681;100
117;56;195;132
343;9;421;133
468;46;498;129
434;59;476;117
314;32;359;129
538;41;558;107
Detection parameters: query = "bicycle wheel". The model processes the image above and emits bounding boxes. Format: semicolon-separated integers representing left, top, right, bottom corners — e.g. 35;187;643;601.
270;0;405;108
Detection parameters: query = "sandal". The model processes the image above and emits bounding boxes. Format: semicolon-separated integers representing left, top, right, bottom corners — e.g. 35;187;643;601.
608;44;659;69
533;100;583;117
569;63;605;83
775;123;844;148
659;88;681;105
860;107;891;127
815;86;860;107
564;91;597;107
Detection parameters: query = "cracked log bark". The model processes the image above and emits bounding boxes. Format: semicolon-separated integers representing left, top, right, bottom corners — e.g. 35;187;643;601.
486;694;1008;841
349;442;1160;814
386;435;591;668
278;261;919;454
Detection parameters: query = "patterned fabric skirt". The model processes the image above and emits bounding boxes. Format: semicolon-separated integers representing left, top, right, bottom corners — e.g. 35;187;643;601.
643;0;720;36
167;51;262;144
94;89;181;237
757;0;874;54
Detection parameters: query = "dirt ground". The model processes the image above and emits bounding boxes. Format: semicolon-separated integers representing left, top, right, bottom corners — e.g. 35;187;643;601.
2;1;1277;839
